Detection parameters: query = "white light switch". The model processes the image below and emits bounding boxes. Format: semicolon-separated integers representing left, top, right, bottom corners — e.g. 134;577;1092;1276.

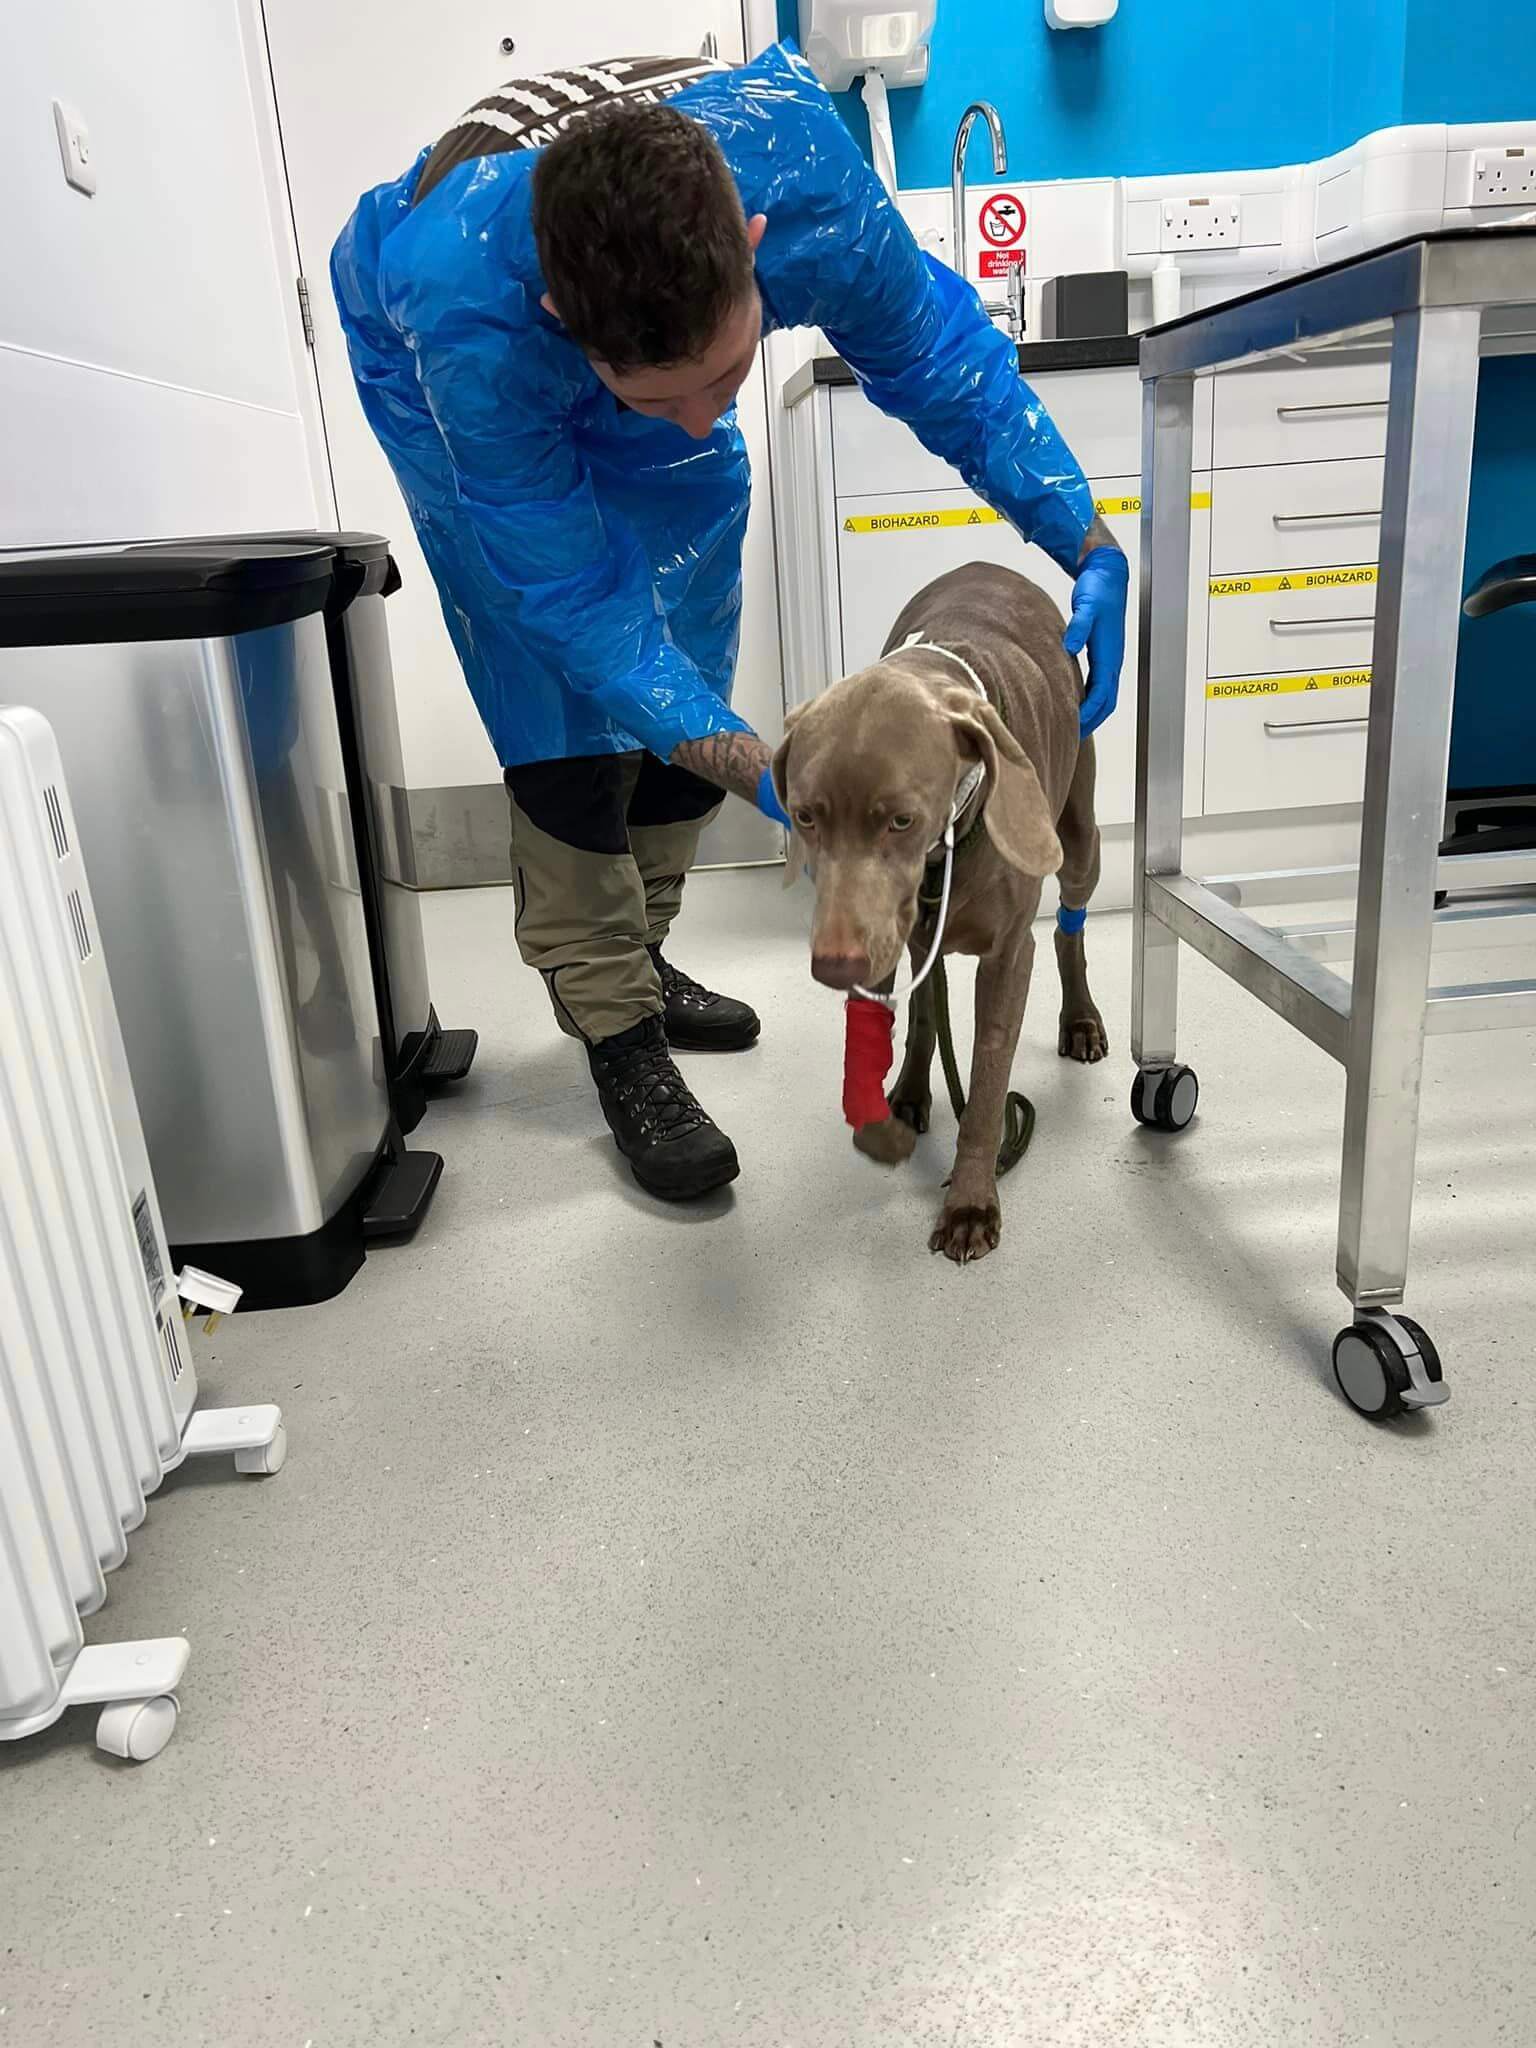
53;100;97;196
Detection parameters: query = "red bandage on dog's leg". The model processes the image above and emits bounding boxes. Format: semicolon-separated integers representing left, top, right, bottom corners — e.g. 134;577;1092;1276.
843;996;895;1128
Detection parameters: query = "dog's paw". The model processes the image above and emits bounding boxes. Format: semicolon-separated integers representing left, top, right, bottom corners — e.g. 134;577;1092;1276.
929;1199;1002;1265
889;1089;932;1136
1058;1012;1110;1063
853;1116;918;1167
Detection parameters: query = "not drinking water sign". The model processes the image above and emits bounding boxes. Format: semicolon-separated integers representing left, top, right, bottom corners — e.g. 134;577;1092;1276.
976;191;1027;282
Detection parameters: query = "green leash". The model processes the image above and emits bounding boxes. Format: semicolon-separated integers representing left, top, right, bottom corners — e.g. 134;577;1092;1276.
928;955;1036;1178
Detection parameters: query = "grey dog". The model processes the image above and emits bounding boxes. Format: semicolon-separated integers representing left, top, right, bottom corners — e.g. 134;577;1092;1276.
773;561;1107;1264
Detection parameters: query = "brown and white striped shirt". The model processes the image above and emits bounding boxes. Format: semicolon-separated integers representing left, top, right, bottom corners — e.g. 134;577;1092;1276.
412;54;722;208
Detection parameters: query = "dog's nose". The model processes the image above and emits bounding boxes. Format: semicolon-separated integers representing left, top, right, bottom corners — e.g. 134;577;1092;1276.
811;950;871;991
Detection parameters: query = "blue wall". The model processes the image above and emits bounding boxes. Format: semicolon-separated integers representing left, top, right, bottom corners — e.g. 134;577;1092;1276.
1403;0;1536;125
777;1;1535;189
1453;359;1536;794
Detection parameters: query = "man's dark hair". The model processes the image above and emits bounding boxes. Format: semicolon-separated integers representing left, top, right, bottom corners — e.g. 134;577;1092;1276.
532;105;754;372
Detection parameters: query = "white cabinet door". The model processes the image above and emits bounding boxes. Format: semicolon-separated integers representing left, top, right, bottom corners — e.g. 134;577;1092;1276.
260;0;779;862
831;365;1143;498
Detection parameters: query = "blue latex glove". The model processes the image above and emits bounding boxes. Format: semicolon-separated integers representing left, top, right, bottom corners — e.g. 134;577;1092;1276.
757;764;792;830
1064;545;1130;738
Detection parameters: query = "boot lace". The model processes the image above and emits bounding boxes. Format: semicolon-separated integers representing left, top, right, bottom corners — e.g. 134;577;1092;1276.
604;1032;710;1140
653;952;718;1014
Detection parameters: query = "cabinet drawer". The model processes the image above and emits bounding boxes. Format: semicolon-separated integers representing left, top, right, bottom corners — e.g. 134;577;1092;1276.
1209;458;1383;574
1207;564;1377;679
1204;680;1370;815
1212;358;1391;470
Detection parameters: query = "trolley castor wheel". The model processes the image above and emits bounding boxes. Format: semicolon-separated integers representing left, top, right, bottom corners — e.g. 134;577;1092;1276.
96;1692;180;1762
1131;1064;1199;1132
1332;1311;1447;1419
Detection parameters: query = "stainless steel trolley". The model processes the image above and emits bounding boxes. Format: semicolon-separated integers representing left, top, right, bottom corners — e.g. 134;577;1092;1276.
1131;227;1536;1419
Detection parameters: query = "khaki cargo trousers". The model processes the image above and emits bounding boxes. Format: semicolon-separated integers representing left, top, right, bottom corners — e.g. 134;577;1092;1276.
505;751;721;1046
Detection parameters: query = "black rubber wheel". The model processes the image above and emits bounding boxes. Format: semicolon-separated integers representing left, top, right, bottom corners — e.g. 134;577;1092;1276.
1131;1064;1199;1132
1394;1314;1444;1385
1332;1321;1410;1419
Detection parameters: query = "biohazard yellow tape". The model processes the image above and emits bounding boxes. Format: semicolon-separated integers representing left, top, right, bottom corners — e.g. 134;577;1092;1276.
1109;490;1211;516
1206;668;1372;700
839;491;1211;535
842;507;1002;533
1209;564;1378;598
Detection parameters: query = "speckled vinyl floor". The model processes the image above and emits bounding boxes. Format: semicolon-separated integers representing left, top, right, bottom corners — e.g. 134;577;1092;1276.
4;869;1535;2048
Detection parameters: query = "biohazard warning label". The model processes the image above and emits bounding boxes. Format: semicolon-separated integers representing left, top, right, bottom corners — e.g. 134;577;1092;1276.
978;192;1027;248
1206;668;1372;700
842;509;996;533
1209;564;1379;598
839;491;1211;536
1086;491;1211;517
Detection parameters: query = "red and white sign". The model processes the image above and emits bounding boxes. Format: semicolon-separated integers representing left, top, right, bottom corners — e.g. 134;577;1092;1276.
980;249;1027;283
977;191;1027;249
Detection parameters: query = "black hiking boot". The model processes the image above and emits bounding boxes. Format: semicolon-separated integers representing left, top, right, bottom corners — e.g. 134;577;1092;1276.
649;948;760;1052
588;1016;740;1201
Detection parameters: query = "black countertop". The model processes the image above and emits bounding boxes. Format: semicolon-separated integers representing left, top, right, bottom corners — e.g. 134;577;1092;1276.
1143;222;1536;342
804;332;1140;390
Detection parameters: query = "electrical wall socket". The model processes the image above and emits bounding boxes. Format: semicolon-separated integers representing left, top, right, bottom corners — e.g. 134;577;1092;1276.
1472;146;1536;206
1160;194;1241;251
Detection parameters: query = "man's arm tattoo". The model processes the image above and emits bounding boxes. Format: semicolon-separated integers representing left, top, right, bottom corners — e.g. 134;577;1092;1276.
671;730;772;806
1078;513;1119;562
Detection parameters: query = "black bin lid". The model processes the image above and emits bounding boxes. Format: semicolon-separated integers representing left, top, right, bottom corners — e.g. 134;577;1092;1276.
0;543;336;649
196;529;389;561
161;530;400;600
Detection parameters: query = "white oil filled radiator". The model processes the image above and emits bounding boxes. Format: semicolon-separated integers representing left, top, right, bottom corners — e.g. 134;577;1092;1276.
0;706;286;1764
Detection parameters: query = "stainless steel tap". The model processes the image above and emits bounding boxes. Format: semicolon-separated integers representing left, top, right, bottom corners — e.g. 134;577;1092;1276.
950;101;1008;287
1005;257;1025;340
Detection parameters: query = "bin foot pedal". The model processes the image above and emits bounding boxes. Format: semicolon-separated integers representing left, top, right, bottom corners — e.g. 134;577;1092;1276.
421;1026;478;1087
363;1149;442;1243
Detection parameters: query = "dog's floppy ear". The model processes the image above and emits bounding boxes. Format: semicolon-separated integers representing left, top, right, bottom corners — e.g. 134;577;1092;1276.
773;703;809;889
943;690;1062;878
770;700;806;813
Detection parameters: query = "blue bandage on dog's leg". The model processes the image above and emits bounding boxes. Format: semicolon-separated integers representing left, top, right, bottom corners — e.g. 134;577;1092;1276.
1057;905;1087;936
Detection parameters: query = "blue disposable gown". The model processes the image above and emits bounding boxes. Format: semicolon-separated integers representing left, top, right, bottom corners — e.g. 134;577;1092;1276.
331;42;1097;769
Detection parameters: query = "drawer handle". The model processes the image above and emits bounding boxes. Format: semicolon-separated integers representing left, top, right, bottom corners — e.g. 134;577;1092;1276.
1268;614;1375;631
1264;716;1369;737
1275;400;1389;419
1271;509;1381;528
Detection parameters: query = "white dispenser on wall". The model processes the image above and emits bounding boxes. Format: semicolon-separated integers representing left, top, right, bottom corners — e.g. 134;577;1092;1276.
798;0;937;193
798;0;936;88
1045;0;1118;26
